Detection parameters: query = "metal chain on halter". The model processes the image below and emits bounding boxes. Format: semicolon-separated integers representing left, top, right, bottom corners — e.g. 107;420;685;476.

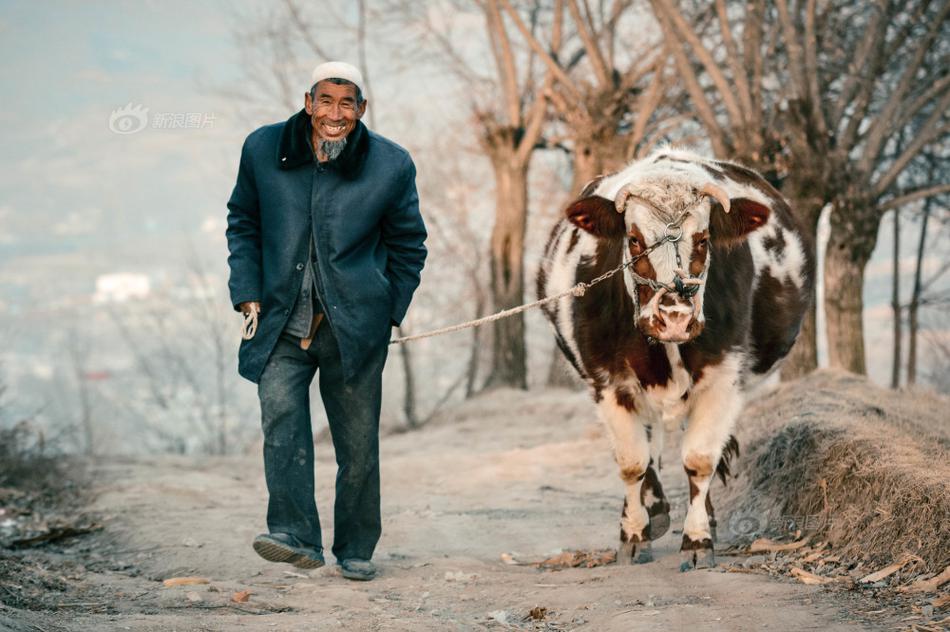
390;206;698;346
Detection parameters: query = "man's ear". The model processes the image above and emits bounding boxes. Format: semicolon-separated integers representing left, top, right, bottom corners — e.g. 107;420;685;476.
304;91;313;115
357;100;367;119
566;195;625;239
709;197;770;246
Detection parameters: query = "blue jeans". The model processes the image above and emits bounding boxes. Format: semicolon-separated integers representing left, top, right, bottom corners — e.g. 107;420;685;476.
257;321;387;561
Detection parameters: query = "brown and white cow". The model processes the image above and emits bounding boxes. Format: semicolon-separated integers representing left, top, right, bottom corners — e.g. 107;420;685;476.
537;148;814;570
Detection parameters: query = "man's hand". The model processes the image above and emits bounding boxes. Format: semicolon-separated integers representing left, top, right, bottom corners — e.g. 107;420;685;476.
239;301;261;340
239;301;261;315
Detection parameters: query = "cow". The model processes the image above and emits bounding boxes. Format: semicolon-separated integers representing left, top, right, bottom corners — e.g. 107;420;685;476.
537;148;814;570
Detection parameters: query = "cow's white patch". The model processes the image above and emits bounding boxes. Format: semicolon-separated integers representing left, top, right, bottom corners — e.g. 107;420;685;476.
599;387;651;539
748;223;808;290
541;221;597;377
681;353;745;541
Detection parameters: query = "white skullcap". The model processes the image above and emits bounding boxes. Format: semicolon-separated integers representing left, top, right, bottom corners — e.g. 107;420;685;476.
310;61;365;95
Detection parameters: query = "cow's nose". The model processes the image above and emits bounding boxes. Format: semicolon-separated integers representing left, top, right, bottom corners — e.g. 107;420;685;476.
657;304;692;338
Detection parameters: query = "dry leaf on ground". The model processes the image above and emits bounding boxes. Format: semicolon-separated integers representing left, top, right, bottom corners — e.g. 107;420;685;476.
162;576;210;587
791;567;834;585
533;549;617;570
749;538;809;553
528;606;547;620
231;590;251;603
900;567;950;594
860;555;922;584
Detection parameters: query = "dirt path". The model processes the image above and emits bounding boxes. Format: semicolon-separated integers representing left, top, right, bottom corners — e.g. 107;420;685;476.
9;389;880;631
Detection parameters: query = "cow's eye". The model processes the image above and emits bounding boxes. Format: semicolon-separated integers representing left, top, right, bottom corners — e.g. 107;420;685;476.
629;236;640;248
696;237;708;248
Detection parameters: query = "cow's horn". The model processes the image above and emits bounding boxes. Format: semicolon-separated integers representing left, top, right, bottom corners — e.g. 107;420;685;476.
701;183;731;213
614;186;633;214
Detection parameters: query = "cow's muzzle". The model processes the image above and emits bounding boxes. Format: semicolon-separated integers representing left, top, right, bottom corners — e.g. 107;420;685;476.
638;288;704;343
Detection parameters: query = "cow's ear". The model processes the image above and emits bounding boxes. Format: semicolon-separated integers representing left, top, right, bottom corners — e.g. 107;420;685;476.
709;197;770;246
566;196;624;238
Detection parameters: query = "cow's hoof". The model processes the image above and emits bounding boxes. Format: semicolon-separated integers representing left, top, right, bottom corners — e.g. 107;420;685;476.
695;547;716;568
617;541;636;565
679;535;715;571
649;512;671;540
617;540;654;565
635;541;654;564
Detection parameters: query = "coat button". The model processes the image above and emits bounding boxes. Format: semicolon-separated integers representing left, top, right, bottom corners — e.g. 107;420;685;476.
296;263;304;271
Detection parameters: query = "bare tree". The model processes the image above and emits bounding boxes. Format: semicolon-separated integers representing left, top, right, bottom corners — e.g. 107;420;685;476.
650;0;950;377
890;207;902;388
908;200;950;385
475;0;552;390
501;0;675;191
64;330;96;456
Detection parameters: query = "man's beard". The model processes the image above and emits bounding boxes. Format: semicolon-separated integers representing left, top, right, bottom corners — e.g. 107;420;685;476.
319;137;347;161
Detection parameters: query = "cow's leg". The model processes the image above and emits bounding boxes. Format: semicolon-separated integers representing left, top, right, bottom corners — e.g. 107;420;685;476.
678;362;744;571
641;459;671;545
598;387;654;564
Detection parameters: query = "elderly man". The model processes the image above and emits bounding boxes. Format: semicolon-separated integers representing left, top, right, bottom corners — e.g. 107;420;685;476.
226;61;427;581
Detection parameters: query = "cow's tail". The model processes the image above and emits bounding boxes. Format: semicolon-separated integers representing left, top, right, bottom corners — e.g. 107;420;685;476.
715;434;740;485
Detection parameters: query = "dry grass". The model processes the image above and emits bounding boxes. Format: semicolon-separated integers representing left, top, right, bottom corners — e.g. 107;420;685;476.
720;370;950;574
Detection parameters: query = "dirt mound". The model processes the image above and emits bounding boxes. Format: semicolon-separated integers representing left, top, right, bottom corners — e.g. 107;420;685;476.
720;369;949;575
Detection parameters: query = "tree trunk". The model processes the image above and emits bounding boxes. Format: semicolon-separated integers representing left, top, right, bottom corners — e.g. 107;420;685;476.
484;162;529;390
824;247;868;374
570;140;603;195
396;326;419;428
466;272;486;398
890;210;901;388
778;182;825;380
546;348;582;388
907;203;931;385
823;201;879;375
782;302;818;379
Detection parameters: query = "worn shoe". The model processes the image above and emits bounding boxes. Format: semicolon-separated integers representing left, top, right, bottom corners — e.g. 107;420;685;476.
252;533;325;569
340;558;376;581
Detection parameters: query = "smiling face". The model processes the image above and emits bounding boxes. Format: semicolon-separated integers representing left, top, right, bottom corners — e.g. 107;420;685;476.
304;79;366;157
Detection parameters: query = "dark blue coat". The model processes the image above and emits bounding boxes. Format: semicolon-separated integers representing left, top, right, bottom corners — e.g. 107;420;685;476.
226;109;427;384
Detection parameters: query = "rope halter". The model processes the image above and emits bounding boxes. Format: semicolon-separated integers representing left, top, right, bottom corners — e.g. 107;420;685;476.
612;181;730;303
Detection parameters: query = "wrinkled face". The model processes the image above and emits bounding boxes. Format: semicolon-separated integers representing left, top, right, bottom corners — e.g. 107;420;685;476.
304;80;366;144
623;200;711;343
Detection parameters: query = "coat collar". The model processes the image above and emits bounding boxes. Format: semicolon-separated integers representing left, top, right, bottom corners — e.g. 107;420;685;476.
277;108;369;178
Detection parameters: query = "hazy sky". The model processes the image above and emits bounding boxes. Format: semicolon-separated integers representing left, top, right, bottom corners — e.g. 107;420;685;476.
0;2;241;261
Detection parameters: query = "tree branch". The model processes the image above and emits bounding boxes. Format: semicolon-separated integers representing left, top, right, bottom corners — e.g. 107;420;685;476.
831;0;886;124
486;0;522;125
499;0;580;100
567;0;612;88
861;1;950;171
803;0;828;138
775;0;808;101
714;0;751;122
651;0;744;130
650;3;729;155
516;73;552;164
879;183;950;212
873;91;950;196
